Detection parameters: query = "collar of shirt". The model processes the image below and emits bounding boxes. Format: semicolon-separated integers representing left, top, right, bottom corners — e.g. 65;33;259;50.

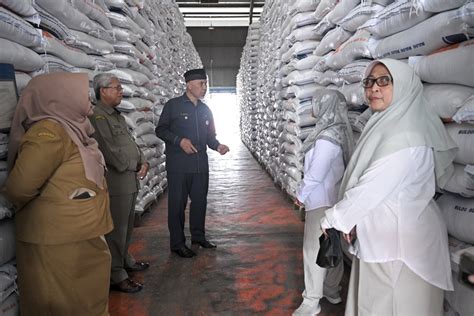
96;100;120;115
182;93;205;107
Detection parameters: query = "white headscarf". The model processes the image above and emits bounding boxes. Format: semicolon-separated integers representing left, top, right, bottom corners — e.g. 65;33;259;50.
301;89;355;165
338;59;457;199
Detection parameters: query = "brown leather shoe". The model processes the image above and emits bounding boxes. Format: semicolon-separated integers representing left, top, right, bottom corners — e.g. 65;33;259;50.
125;261;150;272
110;278;143;293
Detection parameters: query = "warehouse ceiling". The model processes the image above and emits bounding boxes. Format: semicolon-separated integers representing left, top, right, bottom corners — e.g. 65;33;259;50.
176;0;265;27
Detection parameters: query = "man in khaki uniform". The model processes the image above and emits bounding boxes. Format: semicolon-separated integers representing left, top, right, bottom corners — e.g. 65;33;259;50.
90;73;149;293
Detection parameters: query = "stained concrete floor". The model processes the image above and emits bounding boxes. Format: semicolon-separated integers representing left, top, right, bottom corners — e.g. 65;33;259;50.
109;134;348;315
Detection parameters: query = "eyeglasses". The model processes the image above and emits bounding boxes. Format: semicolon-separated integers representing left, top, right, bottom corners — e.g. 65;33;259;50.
103;85;123;92
362;75;392;88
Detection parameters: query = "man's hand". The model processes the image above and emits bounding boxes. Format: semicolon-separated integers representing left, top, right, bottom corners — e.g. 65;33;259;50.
217;144;229;155
137;162;149;179
180;138;198;154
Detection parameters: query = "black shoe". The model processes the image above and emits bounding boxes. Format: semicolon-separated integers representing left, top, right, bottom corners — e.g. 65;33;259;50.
172;245;196;258
110;278;143;293
125;261;150;272
191;239;217;249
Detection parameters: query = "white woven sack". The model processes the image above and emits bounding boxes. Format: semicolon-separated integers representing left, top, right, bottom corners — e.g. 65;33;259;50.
0;220;15;266
113;42;146;61
445;122;474;165
338;60;371;84
326;0;360;25
315;26;353;56
132;121;155;138
289;0;320;15
291;11;319;28
0;264;16;298
0;7;42;48
288;24;322;44
292;83;324;100
290;55;322;71
0;38;44;72
33;4;74;42
419;0;466;13
112;27;141;43
339;82;365;107
319;70;343;86
340;3;385;32
0;0;37;17
443;163;474;198
71;0;112;30
313;51;334;72
312;19;335;39
411;40;474;87
68;30;114;55
35;0;100;35
34;32;96;69
423;84;473;119
293;40;321;57
33;55;77;76
453;96;474;124
0;292;18;316
360;0;433;39
107;68;148;86
437;193;474;244
107;12;145;37
128;97;153;111
369;6;474;60
285;69;314;86
313;0;338;22
326;30;372;70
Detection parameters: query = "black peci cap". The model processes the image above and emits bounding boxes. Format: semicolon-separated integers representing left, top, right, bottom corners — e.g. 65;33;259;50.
184;68;207;82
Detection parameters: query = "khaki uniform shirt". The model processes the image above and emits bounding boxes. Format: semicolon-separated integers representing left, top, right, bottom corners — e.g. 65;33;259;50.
89;101;145;196
5;120;113;244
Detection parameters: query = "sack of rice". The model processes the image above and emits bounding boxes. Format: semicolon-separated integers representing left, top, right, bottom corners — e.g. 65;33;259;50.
326;30;372;70
453;96;474;124
411;40;474;87
34;32;96;69
340;3;385;32
71;0;112;30
0;0;38;17
338;60;371;84
423;83;473;120
326;0;360;25
437;192;474;244
0;7;42;48
419;0;467;13
0;220;15;266
443;164;474;198
313;0;339;22
360;0;433;39
369;5;474;59
445;122;474;165
315;26;353;56
0;38;45;72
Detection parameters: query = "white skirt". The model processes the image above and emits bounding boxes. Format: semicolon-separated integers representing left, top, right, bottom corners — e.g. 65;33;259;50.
345;258;443;316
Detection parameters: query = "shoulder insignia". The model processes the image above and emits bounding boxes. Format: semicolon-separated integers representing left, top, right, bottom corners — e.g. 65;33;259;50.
37;132;56;138
95;115;106;120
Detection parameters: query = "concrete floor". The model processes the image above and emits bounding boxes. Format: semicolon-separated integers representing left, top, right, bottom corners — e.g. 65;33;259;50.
108;134;348;315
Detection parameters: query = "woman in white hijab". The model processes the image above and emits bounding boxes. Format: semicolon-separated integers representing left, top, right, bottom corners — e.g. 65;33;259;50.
293;89;354;315
320;59;457;315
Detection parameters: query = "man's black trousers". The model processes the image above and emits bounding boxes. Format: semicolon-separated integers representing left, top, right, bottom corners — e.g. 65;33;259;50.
167;172;209;250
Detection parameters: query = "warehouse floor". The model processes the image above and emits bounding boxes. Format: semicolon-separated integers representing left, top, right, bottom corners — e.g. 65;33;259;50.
108;131;348;315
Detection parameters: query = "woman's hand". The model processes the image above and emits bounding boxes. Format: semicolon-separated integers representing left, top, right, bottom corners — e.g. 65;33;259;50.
343;226;357;244
320;217;332;237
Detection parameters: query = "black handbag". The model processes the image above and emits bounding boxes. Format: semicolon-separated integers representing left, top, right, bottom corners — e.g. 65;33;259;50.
316;228;343;268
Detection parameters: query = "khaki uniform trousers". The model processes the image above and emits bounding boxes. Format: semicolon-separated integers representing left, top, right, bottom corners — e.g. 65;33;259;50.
106;192;138;284
16;237;111;316
345;258;443;316
301;207;344;305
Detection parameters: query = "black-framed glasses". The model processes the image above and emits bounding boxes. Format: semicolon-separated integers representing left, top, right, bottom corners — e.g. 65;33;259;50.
104;85;123;92
362;75;392;88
